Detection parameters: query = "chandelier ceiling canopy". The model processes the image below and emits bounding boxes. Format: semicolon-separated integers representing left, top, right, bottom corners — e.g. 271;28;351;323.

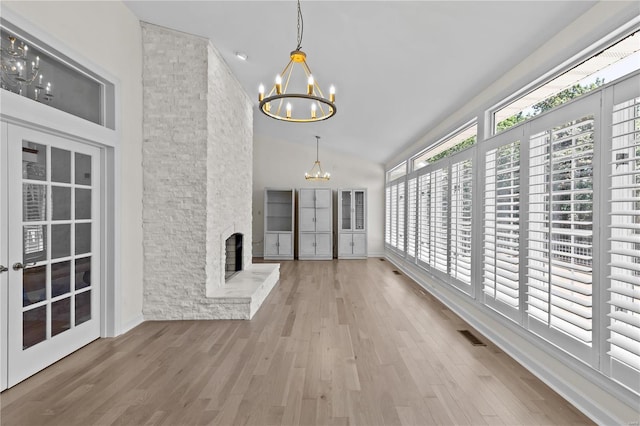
258;0;336;123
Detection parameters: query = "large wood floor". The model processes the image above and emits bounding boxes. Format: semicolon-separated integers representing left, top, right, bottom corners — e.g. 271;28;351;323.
1;259;593;425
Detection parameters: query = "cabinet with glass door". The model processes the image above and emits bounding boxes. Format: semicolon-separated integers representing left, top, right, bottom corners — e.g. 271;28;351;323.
338;189;367;259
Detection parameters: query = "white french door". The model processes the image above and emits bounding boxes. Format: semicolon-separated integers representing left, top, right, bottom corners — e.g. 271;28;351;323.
1;123;101;389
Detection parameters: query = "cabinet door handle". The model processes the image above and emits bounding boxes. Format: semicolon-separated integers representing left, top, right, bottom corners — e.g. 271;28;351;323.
0;265;7;273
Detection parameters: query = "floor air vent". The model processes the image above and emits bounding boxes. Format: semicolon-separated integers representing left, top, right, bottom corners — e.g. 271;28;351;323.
392;270;401;275
458;330;486;346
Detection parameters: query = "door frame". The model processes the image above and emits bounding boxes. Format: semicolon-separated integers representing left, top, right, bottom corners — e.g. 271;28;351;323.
1;122;8;391
0;9;123;390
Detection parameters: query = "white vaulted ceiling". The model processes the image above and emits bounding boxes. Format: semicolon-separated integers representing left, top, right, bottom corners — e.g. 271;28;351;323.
124;1;597;164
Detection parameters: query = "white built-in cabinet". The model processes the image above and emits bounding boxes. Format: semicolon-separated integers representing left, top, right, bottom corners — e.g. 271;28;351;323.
338;189;367;259
264;188;294;260
298;188;333;260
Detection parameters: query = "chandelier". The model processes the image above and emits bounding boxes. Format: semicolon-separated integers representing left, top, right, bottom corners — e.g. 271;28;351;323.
258;0;336;123
1;34;53;101
305;136;330;181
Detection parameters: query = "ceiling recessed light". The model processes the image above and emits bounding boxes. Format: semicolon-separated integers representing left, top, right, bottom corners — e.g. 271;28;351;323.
235;52;247;61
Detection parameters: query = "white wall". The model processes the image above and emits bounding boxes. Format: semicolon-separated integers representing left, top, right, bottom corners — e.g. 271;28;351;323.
3;1;144;332
253;134;385;258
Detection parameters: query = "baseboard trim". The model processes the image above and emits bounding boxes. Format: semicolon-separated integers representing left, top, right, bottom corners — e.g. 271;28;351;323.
118;315;144;336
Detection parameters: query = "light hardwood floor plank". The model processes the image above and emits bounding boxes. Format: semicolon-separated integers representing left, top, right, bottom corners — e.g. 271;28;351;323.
0;258;594;425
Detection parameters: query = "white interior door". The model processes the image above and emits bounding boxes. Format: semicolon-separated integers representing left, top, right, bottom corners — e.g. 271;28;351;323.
5;124;101;388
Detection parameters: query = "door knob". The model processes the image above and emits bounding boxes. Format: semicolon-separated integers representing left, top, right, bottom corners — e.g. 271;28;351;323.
0;265;7;273
13;262;35;271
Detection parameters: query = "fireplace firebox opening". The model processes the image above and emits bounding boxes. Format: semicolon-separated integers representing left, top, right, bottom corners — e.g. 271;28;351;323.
225;233;243;281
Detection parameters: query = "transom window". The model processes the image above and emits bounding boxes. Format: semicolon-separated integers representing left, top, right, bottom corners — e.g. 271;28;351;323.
494;30;640;134
412;123;477;171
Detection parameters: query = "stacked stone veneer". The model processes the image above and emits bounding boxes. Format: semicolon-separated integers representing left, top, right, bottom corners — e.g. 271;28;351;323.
141;23;253;319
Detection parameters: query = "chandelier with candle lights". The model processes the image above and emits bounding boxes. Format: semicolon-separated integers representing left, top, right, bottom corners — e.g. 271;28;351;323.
1;34;53;102
258;0;336;123
305;136;330;181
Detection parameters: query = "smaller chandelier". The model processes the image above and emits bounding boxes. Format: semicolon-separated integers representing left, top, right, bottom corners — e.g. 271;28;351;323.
305;136;330;181
1;34;53;102
258;0;336;123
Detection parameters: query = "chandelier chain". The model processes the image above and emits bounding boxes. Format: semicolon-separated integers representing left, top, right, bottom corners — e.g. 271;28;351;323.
296;0;304;51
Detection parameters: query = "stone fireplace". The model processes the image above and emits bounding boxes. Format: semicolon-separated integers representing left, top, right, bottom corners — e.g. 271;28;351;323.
141;22;279;320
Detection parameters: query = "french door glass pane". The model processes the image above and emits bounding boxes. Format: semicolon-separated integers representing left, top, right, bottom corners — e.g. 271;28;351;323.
23;184;46;222
23;306;47;349
75;189;91;219
51;148;71;183
75;291;91;325
52;186;71;220
75;223;91;255
23;225;46;263
51;261;71;297
22;142;46;181
23;265;46;307
51;298;71;337
75;257;91;290
75;153;91;185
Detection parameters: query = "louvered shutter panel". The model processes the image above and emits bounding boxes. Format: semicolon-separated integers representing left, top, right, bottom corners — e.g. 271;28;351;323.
450;159;473;284
527;116;595;345
407;177;417;259
608;95;640;374
385;186;391;245
418;173;433;266
432;168;448;272
397;182;406;251
390;184;398;248
484;141;521;309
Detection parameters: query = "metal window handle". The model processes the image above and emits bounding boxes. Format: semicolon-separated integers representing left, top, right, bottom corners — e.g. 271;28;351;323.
0;265;7;273
13;262;36;271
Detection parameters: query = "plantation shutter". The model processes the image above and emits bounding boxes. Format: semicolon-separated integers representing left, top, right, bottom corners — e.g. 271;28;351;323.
397;182;405;252
418;173;433;266
407;176;418;259
527;115;595;346
390;184;398;248
385;186;391;245
432;168;449;272
608;94;640;384
450;159;473;285
484;141;521;310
